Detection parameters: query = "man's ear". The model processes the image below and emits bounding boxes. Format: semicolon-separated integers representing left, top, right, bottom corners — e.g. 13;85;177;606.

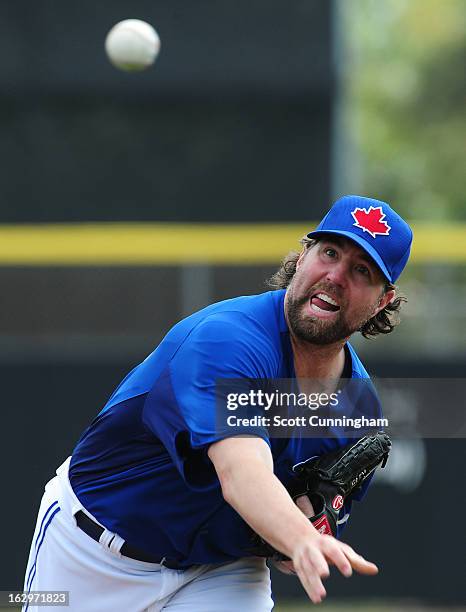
375;289;396;315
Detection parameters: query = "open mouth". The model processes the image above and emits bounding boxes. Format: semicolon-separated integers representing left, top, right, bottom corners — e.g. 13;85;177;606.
309;292;340;314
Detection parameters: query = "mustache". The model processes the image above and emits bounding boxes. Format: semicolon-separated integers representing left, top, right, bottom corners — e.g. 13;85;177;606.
294;283;343;305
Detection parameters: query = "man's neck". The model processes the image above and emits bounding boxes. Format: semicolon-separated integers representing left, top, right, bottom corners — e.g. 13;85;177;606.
290;334;347;380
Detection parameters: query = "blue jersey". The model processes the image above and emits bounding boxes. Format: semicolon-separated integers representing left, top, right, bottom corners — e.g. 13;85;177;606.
69;290;381;567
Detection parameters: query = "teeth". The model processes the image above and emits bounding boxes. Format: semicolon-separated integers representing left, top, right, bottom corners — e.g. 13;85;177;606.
316;292;338;306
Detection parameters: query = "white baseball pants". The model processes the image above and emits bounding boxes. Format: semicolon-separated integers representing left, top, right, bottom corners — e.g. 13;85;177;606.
23;458;274;612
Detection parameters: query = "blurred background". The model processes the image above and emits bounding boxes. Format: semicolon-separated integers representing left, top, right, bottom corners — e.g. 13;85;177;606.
0;0;464;609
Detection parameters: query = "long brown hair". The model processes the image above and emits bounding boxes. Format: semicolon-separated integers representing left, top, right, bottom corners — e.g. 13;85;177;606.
266;237;407;338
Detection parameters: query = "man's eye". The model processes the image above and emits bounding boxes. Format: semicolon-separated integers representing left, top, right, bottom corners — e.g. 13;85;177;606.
356;265;369;276
324;248;337;257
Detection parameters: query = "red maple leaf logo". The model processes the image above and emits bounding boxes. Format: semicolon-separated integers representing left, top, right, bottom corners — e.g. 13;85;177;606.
351;206;391;238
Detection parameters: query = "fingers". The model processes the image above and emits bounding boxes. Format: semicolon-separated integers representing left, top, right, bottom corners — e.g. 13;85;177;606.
320;538;352;577
295;495;315;518
272;559;296;575
293;545;330;604
339;542;379;575
294;561;327;604
293;536;378;604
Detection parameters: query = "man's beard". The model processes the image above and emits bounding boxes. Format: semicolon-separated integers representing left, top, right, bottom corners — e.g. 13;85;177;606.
286;287;377;346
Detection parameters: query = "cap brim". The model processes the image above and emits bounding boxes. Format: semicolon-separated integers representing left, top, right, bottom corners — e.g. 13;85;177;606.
306;229;392;282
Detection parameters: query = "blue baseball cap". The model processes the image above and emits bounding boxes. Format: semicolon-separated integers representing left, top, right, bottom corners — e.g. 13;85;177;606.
307;195;413;283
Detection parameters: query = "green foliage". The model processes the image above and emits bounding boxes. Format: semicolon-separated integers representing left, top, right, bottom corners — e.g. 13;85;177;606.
341;0;465;220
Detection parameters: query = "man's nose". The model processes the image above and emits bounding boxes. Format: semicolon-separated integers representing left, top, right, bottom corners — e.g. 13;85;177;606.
325;262;347;287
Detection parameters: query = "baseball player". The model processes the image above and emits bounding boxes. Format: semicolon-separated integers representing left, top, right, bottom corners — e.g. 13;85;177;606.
23;195;412;611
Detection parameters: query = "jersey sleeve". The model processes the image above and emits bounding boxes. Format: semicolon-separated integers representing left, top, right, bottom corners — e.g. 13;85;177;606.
142;312;279;489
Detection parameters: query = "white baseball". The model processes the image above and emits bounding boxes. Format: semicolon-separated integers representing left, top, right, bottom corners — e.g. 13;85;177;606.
105;19;161;71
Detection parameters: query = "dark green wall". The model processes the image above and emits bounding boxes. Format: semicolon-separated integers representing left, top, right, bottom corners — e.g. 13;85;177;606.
0;0;333;222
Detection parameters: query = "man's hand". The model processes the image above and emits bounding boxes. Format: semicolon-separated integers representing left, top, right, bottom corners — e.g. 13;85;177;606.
208;436;378;604
291;531;378;604
273;495;315;575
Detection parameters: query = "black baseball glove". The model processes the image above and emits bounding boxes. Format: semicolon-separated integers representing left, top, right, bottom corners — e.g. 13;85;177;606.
251;432;391;559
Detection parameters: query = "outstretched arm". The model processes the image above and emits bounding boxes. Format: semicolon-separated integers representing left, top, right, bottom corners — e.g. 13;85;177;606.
208;436;378;605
